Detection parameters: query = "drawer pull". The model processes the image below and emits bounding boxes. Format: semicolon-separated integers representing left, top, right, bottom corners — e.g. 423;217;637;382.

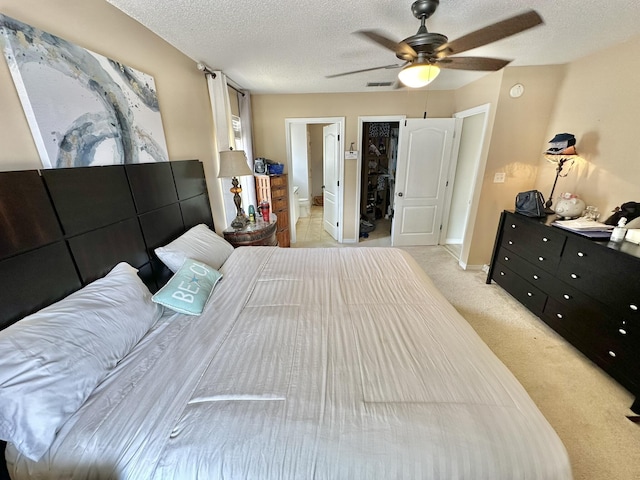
500;271;505;276
508;240;513;245
563;294;571;300
609;351;616;358
619;329;627;335
527;292;533;297
504;256;509;261
538;256;545;262
533;275;539;280
577;252;585;257
556;313;563;319
630;304;638;311
570;273;579;279
542;237;549;242
511;224;516;229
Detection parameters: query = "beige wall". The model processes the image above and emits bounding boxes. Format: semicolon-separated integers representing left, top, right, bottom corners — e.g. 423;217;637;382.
0;0;227;230
456;66;566;266
251;90;455;240
534;34;640;220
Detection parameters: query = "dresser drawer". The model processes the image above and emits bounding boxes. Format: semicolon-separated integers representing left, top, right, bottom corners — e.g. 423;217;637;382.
269;174;287;188
593;331;640;394
501;216;564;274
557;250;640;321
503;213;567;257
494;245;555;293
493;262;547;315
563;237;640;282
542;295;612;346
271;193;288;210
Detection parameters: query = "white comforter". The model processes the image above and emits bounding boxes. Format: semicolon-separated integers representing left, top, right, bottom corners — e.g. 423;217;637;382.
7;247;572;479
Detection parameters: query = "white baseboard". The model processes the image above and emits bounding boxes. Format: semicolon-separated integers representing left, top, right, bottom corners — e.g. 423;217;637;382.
459;261;484;271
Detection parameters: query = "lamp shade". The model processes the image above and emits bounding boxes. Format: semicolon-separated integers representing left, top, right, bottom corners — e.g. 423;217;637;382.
217;149;252;178
397;63;440;88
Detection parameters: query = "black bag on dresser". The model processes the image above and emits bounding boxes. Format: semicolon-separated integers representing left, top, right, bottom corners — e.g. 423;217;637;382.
515;190;546;217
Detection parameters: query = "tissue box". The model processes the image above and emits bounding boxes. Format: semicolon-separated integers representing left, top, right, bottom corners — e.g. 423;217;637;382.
625;229;640;244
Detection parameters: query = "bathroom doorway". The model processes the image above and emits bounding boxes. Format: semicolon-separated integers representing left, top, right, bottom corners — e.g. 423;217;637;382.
285;117;345;244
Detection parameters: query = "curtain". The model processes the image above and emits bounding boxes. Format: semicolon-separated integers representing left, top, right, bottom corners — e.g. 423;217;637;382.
238;90;257;209
206;71;253;229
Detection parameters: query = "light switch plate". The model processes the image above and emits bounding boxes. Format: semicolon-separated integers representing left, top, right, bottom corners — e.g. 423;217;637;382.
494;172;506;183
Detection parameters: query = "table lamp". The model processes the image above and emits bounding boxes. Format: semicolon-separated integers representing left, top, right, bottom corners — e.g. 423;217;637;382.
543;133;578;214
217;148;253;228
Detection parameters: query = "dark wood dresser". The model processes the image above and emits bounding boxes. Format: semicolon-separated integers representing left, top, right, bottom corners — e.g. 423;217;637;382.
488;210;640;413
256;174;290;247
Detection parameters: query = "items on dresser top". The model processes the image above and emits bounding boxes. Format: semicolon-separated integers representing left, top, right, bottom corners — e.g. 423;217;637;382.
552;217;613;239
487;211;640;414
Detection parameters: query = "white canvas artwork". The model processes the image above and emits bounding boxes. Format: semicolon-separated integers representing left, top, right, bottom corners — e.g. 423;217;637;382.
0;14;169;168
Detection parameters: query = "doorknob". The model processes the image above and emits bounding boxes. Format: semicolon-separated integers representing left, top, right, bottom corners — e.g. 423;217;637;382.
397;192;403;197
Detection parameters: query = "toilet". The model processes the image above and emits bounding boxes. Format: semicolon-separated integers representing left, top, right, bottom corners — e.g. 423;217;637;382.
298;196;310;218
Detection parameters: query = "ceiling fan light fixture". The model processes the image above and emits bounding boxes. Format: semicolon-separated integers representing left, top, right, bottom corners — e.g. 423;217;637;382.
397;63;440;88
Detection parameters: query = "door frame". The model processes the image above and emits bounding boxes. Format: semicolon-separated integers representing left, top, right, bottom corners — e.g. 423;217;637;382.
355;115;406;244
285;117;345;244
450;103;491;269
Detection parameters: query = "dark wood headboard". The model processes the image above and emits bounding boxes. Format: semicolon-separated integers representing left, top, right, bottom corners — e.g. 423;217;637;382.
0;159;214;331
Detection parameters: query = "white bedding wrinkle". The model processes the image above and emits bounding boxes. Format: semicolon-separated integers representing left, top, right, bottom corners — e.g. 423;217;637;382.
7;248;572;479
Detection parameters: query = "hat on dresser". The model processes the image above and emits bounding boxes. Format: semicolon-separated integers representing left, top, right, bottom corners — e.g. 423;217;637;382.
546;133;577;156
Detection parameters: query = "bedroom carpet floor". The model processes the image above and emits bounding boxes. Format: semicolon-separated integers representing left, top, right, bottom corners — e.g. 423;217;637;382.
293;209;640;480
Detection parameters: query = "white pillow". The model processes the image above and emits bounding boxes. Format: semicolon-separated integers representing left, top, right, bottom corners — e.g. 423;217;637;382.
0;262;162;461
154;223;234;272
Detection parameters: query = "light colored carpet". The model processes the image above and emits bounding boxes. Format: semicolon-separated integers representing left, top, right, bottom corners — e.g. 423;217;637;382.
400;246;640;480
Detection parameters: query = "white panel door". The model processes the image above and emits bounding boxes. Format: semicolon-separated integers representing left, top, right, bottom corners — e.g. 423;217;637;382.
323;123;339;240
392;119;456;246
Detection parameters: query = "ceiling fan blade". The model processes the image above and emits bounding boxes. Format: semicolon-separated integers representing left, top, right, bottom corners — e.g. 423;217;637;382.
326;64;403;79
436;10;543;57
356;30;418;60
437;56;511;71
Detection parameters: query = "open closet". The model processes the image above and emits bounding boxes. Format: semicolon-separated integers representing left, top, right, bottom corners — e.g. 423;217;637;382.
360;121;399;238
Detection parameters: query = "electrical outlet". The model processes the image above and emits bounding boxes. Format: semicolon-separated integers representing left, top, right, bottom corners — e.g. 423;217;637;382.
493;172;506;183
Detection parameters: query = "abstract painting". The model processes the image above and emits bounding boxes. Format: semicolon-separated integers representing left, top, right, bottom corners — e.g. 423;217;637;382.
0;14;169;168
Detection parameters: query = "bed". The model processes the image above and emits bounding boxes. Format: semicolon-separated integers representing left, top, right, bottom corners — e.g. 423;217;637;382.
0;161;572;479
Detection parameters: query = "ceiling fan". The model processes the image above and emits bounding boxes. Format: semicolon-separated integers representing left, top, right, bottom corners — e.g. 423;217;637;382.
327;0;543;88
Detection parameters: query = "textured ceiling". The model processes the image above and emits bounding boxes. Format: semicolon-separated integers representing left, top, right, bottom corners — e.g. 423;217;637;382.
106;0;640;93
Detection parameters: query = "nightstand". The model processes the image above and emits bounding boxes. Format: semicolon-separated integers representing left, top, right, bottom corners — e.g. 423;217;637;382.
222;214;278;247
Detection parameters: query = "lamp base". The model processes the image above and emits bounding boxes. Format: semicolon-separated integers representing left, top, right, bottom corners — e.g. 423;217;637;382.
231;214;248;229
544;199;555;215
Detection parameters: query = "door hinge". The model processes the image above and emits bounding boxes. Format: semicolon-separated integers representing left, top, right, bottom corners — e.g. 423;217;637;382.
440;224;443;230
446;180;449;187
337;222;339;227
338;134;340;141
337;180;339;187
404;120;407;127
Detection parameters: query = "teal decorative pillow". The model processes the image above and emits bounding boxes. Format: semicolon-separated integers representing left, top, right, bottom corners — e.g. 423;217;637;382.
152;259;222;315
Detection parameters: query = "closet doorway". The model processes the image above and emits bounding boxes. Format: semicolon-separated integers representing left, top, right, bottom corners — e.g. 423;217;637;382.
357;117;402;243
